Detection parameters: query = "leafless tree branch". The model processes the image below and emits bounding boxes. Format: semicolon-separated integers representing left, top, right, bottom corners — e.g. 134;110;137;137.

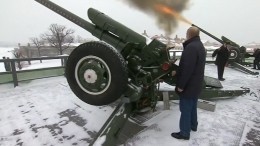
41;23;75;55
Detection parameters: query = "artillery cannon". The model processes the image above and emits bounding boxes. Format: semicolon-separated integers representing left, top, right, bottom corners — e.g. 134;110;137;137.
35;0;179;109
34;0;249;145
192;24;259;75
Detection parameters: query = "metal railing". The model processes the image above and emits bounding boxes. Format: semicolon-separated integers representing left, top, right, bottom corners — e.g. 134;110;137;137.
0;51;255;88
0;56;68;87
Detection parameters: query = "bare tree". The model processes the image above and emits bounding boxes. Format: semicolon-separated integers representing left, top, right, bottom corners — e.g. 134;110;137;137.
42;23;75;55
11;48;23;70
76;35;87;43
24;43;32;65
75;35;92;43
30;37;44;63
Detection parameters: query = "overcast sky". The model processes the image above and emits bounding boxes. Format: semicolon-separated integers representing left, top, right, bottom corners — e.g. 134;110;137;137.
0;0;260;46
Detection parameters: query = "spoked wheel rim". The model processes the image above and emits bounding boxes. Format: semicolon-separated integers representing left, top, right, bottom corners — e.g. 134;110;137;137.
75;55;111;95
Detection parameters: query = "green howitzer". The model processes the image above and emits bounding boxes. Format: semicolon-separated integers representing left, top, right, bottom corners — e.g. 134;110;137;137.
192;24;258;75
192;24;242;62
34;1;250;145
35;0;177;108
191;24;240;47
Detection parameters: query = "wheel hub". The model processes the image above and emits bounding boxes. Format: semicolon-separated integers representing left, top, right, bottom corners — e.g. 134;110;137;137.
75;55;111;95
230;50;238;60
84;69;97;84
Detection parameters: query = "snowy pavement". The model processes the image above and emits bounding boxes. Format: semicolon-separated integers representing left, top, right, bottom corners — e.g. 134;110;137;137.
0;77;114;146
0;64;259;146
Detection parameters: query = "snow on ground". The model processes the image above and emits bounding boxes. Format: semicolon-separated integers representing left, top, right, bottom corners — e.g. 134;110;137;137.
0;47;62;72
21;59;62;70
126;64;260;146
0;77;114;146
0;56;260;146
0;59;62;72
0;47;14;59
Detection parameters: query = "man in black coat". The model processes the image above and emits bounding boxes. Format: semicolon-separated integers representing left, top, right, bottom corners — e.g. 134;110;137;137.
252;48;260;70
2;57;10;71
212;44;230;81
171;26;206;140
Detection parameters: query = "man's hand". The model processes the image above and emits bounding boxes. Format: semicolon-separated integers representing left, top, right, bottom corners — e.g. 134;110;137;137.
225;62;229;67
171;71;177;76
177;88;183;92
175;86;184;93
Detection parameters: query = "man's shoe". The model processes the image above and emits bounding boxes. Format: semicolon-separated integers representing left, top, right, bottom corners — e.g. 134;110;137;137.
218;78;225;81
252;68;256;69
171;132;190;140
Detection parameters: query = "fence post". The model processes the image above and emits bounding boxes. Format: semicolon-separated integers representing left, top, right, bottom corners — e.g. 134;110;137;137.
173;52;176;60
162;92;170;110
63;57;68;67
63;56;68;77
10;60;18;87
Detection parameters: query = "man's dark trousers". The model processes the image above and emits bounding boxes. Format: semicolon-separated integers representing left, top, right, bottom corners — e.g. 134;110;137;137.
179;97;198;137
217;64;225;79
253;59;260;69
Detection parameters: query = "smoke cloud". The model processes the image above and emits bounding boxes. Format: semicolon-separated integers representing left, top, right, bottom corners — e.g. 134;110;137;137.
123;0;190;36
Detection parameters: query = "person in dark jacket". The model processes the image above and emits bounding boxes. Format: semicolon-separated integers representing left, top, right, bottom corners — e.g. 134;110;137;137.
171;26;206;140
2;56;10;71
252;48;260;70
212;44;230;81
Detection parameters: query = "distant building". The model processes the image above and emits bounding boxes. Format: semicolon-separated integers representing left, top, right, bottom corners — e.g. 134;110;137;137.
146;30;225;51
18;43;79;57
17;38;97;58
150;34;185;50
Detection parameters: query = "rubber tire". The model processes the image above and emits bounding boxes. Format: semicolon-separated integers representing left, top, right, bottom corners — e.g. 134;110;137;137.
65;41;128;106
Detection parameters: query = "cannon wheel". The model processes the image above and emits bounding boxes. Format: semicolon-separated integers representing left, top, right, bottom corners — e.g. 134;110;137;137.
229;47;240;62
65;41;128;106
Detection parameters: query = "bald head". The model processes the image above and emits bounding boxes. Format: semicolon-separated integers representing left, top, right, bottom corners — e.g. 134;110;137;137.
186;26;200;40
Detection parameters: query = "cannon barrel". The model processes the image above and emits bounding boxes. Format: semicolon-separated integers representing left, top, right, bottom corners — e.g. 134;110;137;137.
87;8;146;46
35;0;146;51
221;36;240;48
191;24;224;44
192;24;241;48
35;0;94;34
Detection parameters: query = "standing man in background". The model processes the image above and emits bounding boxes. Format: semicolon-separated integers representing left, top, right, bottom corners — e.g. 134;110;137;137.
212;43;230;81
2;56;10;71
171;26;206;140
252;48;260;70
